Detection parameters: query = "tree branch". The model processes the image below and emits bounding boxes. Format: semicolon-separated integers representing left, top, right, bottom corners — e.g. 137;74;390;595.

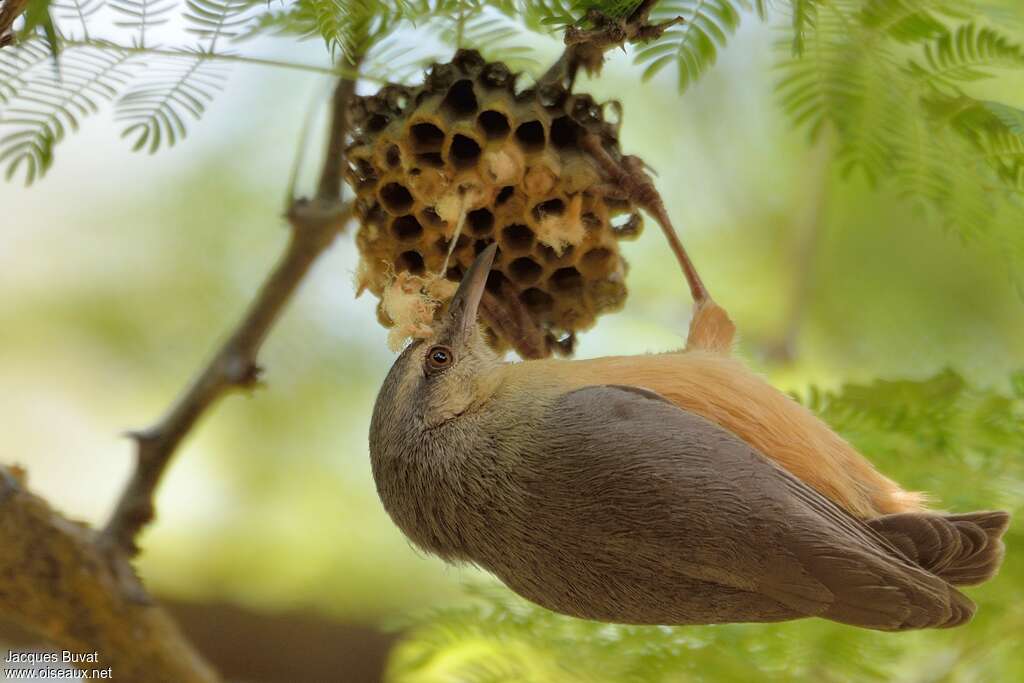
0;0;28;47
100;73;359;559
540;1;682;86
0;466;218;682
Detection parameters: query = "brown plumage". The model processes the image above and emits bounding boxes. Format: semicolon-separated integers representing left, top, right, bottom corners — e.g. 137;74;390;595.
369;244;1009;630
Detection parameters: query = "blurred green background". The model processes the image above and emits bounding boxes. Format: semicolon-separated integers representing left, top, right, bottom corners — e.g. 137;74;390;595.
2;5;1024;682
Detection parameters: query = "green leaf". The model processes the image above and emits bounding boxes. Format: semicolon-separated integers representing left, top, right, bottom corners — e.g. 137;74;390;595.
634;0;745;92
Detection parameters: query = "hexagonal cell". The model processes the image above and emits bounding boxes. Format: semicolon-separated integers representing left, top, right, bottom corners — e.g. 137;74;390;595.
550;266;583;292
380;182;414;213
392;215;423;242
480;62;513;88
347;51;638;359
478;110;510;139
367;113;390;133
442;79;478;117
581;247;613;274
449;134;482;168
515;121;546;152
519;287;554;313
396;250;425;275
538;83;568;109
508;256;543;285
467;208;494;235
502;223;534;250
611;212;643;239
495;185;515;205
410;122;445;151
537;243;574;263
532;198;565;220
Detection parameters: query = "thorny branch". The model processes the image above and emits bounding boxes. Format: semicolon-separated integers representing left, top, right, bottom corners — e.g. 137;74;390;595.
101;73;359;562
2;53;359;679
540;0;683;87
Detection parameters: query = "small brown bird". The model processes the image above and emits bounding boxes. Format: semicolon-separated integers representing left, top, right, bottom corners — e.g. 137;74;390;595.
369;244;1009;630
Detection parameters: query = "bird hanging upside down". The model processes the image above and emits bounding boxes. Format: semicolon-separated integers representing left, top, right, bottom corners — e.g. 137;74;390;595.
369;243;1009;631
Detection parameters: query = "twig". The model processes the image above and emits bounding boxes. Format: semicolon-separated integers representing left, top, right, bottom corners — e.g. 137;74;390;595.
539;0;682;86
0;0;28;47
101;69;359;561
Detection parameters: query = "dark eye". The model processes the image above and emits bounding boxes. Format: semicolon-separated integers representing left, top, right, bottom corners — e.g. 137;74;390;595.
426;345;454;372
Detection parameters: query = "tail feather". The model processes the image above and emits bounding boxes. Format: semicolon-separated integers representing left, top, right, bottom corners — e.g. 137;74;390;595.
868;510;1010;587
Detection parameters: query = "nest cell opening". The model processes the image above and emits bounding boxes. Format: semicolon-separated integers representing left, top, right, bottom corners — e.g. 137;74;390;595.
392;215;423;242
380;182;414;213
450;134;482;168
502;223;534;250
367;114;390;133
396;250;425;275
411;122;445;151
478;110;511;139
420;207;444;226
467;208;495;235
443;80;479;117
509;256;543;285
581;247;613;273
532;198;566;220
495;186;515;205
550;266;583;292
515;121;546;152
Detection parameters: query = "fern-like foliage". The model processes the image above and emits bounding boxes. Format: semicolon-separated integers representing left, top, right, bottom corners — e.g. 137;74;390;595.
116;53;227;152
109;0;178;46
635;0;746;90
51;0;104;39
0;43;135;182
777;2;1024;253
387;369;1024;683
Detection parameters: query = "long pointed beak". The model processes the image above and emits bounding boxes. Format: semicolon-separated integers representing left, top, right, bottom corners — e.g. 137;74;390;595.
445;242;497;343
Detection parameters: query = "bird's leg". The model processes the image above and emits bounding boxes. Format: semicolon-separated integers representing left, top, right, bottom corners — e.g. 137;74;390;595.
582;134;735;353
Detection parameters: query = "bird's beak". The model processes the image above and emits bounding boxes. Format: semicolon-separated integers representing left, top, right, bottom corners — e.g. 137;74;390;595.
445;242;496;344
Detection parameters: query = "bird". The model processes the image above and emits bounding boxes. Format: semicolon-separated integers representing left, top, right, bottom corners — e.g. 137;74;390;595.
369;243;1009;630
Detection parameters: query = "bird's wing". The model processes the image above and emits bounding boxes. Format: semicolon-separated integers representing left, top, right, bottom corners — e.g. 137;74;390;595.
530;384;971;630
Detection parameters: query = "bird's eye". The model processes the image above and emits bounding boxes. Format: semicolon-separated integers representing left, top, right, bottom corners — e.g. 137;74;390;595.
426;345;454;372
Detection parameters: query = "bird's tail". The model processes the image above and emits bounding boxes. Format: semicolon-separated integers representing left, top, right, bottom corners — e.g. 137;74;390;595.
868;510;1010;586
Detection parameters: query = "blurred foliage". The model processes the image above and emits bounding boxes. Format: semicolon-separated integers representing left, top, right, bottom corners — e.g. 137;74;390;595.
388;369;1024;683
3;1;1024;681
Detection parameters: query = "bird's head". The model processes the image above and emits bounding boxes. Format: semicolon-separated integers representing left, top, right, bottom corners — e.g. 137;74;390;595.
372;243;505;433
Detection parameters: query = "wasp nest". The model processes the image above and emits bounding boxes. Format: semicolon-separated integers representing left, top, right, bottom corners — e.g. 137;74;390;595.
347;49;642;357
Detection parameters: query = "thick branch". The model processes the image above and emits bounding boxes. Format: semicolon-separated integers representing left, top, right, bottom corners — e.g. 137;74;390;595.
101;72;358;557
0;466;217;682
